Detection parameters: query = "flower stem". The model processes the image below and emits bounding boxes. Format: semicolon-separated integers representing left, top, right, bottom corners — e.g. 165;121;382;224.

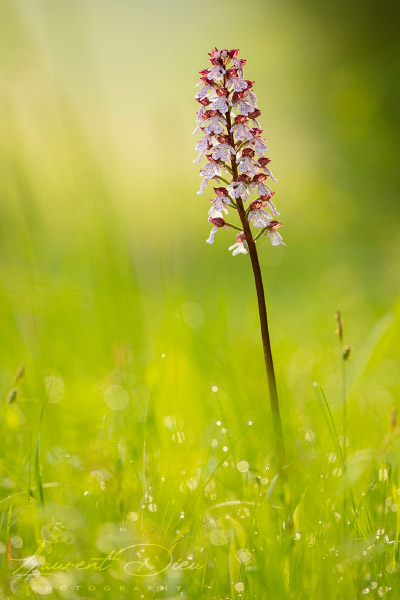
226;107;287;477
225;221;243;232
254;227;267;241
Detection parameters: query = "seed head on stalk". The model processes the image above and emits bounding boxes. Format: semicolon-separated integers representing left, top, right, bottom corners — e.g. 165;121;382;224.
193;48;288;482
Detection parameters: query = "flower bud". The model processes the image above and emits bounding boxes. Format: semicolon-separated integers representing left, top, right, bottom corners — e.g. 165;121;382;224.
209;217;226;228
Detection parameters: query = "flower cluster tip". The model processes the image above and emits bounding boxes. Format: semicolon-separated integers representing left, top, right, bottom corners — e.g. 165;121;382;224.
193;48;285;254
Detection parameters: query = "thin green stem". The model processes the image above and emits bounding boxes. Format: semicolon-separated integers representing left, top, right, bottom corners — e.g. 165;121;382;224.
315;383;360;538
229;198;238;209
223;163;233;175
254;227;267;241
225;221;243;232
236;140;248;153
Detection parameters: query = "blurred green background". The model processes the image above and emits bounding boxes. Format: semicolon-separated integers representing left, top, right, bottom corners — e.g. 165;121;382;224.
1;0;400;597
1;0;399;431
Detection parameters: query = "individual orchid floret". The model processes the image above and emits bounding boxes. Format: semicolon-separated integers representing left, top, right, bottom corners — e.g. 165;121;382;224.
195;97;211;123
251;173;273;197
229;232;248;256
231;55;246;76
248;128;269;155
264;220;286;246
248;108;262;128
193;134;213;163
231;115;253;141
208;187;230;218
237;148;258;174
248;200;272;228
200;154;222;179
198;155;223;194
211;135;235;162
232;91;256;115
206;217;230;245
227;174;251;201
209;88;231;113
201;110;225;135
259;192;279;216
195;76;218;99
226;68;248;92
257;157;278;182
208;60;226;82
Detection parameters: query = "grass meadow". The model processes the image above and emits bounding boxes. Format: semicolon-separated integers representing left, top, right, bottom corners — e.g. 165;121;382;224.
1;0;400;598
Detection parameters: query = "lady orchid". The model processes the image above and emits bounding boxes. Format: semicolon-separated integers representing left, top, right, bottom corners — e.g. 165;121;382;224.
192;48;288;484
193;48;285;256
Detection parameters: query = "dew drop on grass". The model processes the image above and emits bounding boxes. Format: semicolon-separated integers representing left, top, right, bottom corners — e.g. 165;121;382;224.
235;548;252;565
126;512;138;522
172;431;185;444
235;582;245;592
148;503;157;513
204;479;215;496
216;420;222;426
11;536;23;548
211;385;218;392
237;507;250;519
163;415;177;429
386;562;398;574
327;452;336;463
304;430;316;442
45;375;65;404
180;477;197;493
29;576;53;595
332;468;343;477
103;385;129;411
236;460;249;473
90;470;106;491
248;421;253;426
211;438;218;447
222;446;228;452
177;301;204;328
209;529;228;546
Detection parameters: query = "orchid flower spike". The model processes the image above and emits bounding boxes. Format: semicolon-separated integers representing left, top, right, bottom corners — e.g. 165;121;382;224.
194;48;285;254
